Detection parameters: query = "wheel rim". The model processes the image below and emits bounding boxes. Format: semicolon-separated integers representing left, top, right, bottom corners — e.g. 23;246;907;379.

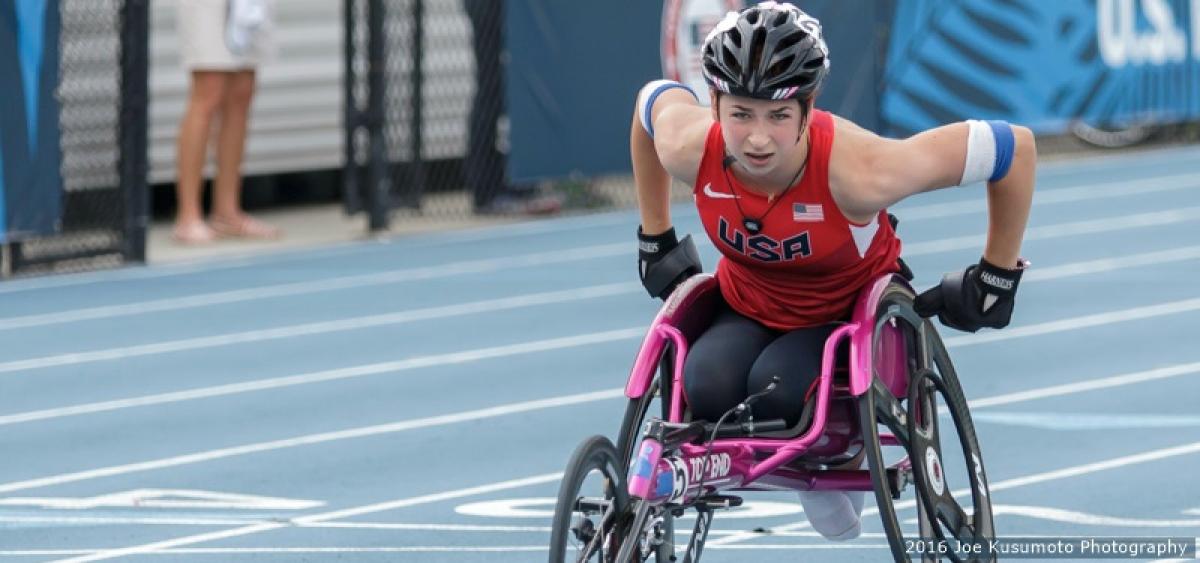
550;437;629;563
906;369;994;562
861;282;995;563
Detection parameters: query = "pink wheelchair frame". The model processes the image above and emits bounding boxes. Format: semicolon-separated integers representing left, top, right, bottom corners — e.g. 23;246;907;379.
548;271;994;563
623;272;911;503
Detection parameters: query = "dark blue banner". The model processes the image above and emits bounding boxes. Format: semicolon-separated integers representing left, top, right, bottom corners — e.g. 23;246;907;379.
881;0;1200;136
506;0;890;182
508;1;1199;180
0;0;63;242
506;0;661;183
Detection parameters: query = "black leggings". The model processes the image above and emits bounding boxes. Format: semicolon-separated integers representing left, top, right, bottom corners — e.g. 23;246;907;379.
683;301;836;426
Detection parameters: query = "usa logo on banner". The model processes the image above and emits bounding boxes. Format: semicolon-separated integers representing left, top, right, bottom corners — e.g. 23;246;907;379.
661;0;741;107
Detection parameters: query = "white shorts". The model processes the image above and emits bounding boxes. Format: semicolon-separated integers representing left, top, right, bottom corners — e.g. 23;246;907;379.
176;0;274;71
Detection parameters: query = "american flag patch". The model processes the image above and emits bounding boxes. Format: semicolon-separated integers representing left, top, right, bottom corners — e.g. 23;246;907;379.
793;203;824;222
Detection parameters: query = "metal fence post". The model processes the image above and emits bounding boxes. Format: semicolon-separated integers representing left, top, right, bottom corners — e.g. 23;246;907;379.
397;0;426;210
119;0;149;263
365;0;389;231
342;0;363;215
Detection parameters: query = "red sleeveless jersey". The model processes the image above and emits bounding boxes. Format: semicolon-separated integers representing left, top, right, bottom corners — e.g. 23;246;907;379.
693;110;902;330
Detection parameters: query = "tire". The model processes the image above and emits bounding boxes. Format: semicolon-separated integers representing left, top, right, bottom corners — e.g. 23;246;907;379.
549;435;630;563
858;281;995;562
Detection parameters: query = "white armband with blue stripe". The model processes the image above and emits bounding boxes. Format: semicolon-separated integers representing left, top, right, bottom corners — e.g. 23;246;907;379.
636;80;698;139
960;120;1016;186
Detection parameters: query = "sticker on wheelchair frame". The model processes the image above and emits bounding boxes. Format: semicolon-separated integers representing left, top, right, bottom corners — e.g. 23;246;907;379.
688;452;731;481
925;447;946;496
667;457;690;504
633;443;657;480
972;452;988;498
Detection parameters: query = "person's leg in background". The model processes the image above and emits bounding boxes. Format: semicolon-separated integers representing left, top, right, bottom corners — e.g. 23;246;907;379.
173;70;229;244
209;69;279;238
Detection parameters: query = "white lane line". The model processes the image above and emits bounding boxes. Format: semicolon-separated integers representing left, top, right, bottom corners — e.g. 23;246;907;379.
291;473;564;525
310;522;552;532
3;154;1197;297
1;300;1195;496
989;441;1200;493
0;244;627;331
896;171;1200;221
708;439;1200;547
967;411;1200;430
968;362;1200;408
0;515;880;535
48;473;564;563
0;329;642;426
904;206;1200;256
0;515;268;527
54;438;1200;561
0;282;639;375
46;522;289;562
0;390;606;494
26;548;557;555
8;203;1200;376
1021;246;1200;281
3;268;1198;431
984;505;1200;527
4;269;1199;429
17;545;896;556
944;297;1200;348
0;240;385;296
909;243;1200;289
6;172;1197;329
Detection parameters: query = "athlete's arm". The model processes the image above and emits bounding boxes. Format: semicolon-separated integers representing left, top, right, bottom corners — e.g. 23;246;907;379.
832;117;1036;268
630;84;712;299
630;88;710;235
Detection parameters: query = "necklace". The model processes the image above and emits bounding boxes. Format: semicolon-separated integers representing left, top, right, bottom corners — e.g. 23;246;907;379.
722;136;812;235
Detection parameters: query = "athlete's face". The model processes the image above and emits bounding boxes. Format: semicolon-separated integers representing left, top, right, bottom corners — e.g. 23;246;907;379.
712;94;807;176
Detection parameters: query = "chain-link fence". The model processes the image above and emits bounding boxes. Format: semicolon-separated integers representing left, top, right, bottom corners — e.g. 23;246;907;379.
343;0;669;231
1;0;148;277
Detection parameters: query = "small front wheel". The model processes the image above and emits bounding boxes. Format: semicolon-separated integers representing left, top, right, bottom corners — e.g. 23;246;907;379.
549;435;630;563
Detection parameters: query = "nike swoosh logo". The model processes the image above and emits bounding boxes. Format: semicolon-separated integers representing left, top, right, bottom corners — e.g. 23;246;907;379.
703;183;738;199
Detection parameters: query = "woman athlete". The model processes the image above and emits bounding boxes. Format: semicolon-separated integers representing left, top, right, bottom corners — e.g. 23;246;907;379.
630;1;1036;540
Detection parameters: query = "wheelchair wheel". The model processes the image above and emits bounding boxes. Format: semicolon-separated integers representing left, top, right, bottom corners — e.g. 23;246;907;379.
859;282;995;562
549;435;630;563
613;352;675;561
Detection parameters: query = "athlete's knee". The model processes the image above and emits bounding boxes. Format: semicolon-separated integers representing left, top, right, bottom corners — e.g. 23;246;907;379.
747;361;818;425
683;356;744;421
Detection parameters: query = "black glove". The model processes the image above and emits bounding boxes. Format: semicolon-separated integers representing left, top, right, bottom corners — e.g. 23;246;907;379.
638;226;703;300
914;257;1026;333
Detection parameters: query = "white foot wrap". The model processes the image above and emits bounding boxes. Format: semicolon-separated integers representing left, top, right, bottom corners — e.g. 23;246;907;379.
797;490;866;541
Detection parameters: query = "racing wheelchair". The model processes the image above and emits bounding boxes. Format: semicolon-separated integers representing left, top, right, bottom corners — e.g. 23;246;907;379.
549;273;995;562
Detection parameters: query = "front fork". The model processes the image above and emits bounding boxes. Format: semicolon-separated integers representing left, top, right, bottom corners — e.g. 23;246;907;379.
626;434;727;563
682;506;713;563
